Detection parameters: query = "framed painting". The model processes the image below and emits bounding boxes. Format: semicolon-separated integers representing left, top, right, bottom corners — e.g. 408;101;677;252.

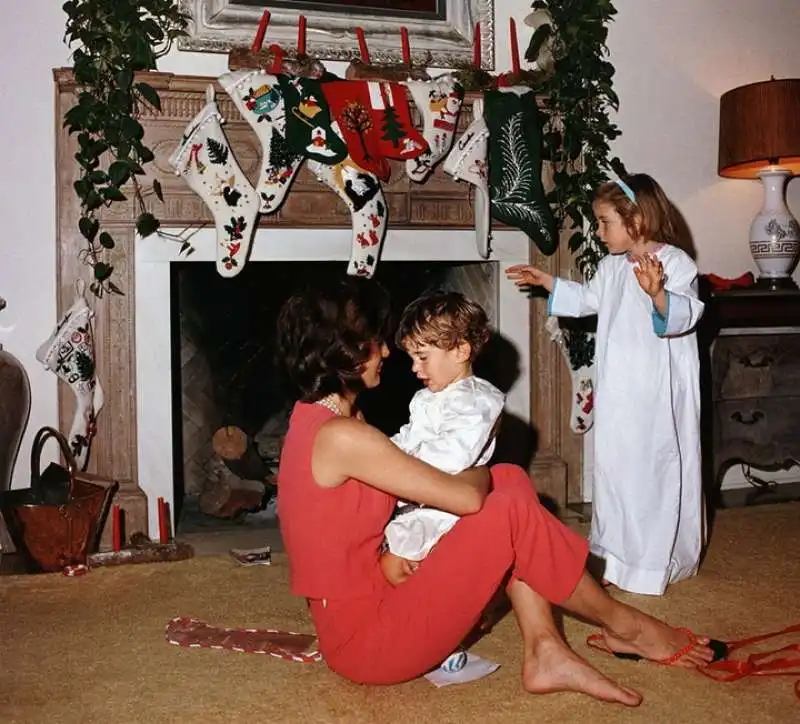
178;0;495;69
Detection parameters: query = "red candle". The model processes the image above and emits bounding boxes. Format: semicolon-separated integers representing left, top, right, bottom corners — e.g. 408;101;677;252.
251;9;270;53
510;17;520;74
112;504;121;552
473;22;481;68
158;497;169;544
400;26;410;65
356;27;370;64
298;15;307;56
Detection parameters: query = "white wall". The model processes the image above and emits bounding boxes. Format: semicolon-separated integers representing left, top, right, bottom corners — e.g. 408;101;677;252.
1;0;799;492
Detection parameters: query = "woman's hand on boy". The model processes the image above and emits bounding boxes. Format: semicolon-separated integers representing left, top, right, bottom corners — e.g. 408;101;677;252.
505;265;554;293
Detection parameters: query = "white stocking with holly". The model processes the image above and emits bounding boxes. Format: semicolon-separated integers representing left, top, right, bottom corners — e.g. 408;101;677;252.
35;281;104;469
169;86;260;277
307;157;387;278
545;317;595;434
219;69;305;214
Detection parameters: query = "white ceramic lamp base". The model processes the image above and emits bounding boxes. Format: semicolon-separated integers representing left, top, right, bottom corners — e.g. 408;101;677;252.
749;168;800;289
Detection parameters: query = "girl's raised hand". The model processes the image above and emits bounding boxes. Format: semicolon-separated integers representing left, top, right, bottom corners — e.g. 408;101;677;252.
633;253;665;298
505;264;554;293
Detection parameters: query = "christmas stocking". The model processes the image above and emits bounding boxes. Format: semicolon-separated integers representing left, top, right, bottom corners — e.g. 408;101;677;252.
443;98;491;258
277;75;349;166
168;86;261;277
545;317;595;433
322;80;428;181
484;87;557;255
219;69;305;215
307;156;387;278
405;73;465;183
35;280;104;469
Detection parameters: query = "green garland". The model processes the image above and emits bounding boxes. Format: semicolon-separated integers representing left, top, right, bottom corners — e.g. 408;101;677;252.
526;0;626;368
63;0;189;296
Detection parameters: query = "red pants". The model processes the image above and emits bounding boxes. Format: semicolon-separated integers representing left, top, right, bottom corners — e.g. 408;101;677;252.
309;463;589;685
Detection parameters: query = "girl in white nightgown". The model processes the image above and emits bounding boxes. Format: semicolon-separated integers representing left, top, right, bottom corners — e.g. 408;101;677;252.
506;173;705;596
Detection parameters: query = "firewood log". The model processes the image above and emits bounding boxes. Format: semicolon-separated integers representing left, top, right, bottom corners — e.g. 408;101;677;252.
212;426;272;481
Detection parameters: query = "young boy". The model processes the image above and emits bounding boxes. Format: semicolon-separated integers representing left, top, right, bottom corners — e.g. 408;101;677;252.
383;291;505;567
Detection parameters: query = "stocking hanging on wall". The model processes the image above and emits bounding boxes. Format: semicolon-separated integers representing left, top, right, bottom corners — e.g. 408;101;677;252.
219;69;305;214
321;80;428;181
169;86;261;277
484;87;557;255
35;280;104;469
308;156;387;278
443;98;491;258
405;74;465;183
278;75;349;166
545;317;595;434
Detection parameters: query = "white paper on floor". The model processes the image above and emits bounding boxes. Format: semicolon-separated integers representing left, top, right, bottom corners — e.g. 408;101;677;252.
424;653;500;687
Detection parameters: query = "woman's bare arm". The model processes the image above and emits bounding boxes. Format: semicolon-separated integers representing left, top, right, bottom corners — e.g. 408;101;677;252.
311;418;491;515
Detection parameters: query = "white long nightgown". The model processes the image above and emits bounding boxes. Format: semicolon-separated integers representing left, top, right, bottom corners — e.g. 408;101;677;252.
549;245;705;595
384;376;505;561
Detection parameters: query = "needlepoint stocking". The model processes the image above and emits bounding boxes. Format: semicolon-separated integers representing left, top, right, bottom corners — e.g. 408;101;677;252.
484;87;557;255
322;80;428;181
308;157;387;278
169;86;260;277
545;317;595;433
443;98;491;258
219;69;305;214
278;76;349;166
35;281;104;469
405;74;465;183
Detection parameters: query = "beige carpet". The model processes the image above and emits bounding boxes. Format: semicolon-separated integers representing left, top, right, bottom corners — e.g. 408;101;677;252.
1;504;798;724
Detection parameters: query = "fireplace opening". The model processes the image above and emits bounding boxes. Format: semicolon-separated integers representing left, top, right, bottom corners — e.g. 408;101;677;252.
169;259;524;533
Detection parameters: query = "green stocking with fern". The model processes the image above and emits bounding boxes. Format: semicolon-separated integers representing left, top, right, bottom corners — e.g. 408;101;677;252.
485;88;557;255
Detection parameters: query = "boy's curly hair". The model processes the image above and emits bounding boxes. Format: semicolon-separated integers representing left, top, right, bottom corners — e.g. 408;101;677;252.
395;291;491;361
276;277;391;401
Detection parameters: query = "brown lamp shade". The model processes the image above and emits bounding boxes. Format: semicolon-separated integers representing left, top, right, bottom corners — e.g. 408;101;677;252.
718;78;800;178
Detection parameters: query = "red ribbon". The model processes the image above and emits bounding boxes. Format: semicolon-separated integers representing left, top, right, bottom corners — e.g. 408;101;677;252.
699;624;800;699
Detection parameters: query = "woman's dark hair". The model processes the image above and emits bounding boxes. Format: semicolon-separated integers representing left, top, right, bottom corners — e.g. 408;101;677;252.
276;277;391;401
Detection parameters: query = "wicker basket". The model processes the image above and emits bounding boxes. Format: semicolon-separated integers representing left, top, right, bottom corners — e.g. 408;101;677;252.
0;427;117;572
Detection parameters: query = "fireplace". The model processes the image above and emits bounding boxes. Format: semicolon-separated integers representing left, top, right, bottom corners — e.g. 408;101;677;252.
137;226;532;534
54;70;582;543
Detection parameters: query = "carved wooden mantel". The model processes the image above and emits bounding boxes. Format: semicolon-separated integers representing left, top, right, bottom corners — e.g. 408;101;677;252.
53;68;582;508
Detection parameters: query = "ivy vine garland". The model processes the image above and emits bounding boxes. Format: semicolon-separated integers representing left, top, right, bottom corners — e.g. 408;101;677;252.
526;0;626;368
62;0;189;297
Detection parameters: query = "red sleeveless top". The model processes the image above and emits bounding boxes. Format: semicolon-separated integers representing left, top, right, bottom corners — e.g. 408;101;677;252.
277;402;396;601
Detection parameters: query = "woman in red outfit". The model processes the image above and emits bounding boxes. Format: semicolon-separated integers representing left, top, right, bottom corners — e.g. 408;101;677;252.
276;278;716;706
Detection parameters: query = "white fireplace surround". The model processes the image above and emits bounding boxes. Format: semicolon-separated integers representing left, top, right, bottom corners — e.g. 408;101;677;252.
135;227;531;538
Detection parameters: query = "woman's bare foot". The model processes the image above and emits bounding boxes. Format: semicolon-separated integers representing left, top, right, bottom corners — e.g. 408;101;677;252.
603;607;714;668
522;635;642;706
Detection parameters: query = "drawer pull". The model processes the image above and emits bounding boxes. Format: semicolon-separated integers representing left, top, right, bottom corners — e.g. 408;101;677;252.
738;354;773;369
730;411;765;425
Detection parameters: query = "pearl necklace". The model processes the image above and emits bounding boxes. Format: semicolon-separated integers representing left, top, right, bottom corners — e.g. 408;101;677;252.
315;395;345;417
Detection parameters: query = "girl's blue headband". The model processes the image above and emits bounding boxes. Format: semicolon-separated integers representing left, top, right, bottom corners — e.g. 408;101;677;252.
615;179;636;204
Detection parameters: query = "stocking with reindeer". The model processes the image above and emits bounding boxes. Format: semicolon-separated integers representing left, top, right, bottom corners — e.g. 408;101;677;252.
35;281;104;469
169;86;261;277
219;69;305;214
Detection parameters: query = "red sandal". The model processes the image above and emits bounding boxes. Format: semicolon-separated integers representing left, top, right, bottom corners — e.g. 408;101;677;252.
587;628;728;666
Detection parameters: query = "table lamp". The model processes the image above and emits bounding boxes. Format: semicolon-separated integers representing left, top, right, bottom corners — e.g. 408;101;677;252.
718;78;800;289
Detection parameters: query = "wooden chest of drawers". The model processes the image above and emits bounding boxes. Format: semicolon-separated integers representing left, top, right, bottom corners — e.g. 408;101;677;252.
702;289;800;496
